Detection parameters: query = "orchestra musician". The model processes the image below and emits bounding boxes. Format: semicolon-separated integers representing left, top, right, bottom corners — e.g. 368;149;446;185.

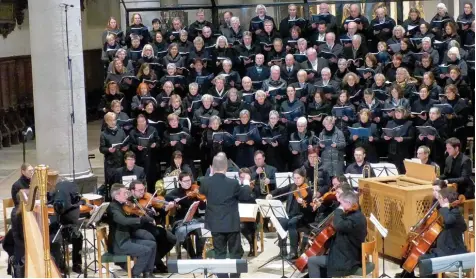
396;187;467;278
266;168;313;260
165;172;206;259
307;190;367;278
128;180;176;273
440;137;475;199
238;168;258;256
250;150;277;196
303;148;331;188
111;151;146;186
344;147;374;176
199;153;254;278
107;183;157;278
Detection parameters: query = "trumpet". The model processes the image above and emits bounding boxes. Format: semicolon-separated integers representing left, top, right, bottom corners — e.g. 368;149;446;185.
258;167;270;195
363;165;372;178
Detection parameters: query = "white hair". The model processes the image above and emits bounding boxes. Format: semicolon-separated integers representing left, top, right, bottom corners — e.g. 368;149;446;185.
430;107;441;115
422;37;432;45
297;38;307;45
437;3;447;12
393;25;405;35
222;59;233;66
201;94;214;102
448;47;461;60
255;90;266;99
296;117;307;126
321;67;331;75
230;16;240;25
352;34;362;42
306;47;317;56
271;65;280;72
215;35;229;48
269;110;279;118
256;4;267;14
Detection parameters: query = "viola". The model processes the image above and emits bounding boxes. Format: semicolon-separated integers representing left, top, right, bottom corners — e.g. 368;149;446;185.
293;183;309;208
311;191;336;210
184;184;207;202
401;201;443;272
138;192;168;209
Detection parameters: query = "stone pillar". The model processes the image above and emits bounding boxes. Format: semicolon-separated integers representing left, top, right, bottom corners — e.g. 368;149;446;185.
28;0;93;184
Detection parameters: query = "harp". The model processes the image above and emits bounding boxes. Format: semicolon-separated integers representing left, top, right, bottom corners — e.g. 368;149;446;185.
19;165;61;278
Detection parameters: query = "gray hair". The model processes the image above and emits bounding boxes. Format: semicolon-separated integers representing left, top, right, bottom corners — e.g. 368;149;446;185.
323;116;335;125
212;153;228;172
193;36;204;45
321;67;331;75
216;35;229;48
269;110;279;119
201;94;214;102
167;63;177;70
339;190;359;205
222;59;232;66
422;37;432;45
297;38;307;45
209;115;222;125
429;107;441;115
448;40;461;49
255;90;266;99
271;65;281;72
230;16;240;25
110;183;126;199
255;4;267;14
393;25;405;35
352;34;362;43
306;47;317;56
179;29;188;36
189;82;198;90
437;3;447;12
239;109;250;117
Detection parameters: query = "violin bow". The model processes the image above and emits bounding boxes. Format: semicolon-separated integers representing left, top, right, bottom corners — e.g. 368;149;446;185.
145;189;160;208
272;185;311;199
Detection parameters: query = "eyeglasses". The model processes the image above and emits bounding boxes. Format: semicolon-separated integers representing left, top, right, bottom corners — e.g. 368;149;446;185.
135;188;145;192
181;179;192;183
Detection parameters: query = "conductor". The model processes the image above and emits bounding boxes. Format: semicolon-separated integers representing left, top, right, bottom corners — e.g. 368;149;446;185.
199;152;254;278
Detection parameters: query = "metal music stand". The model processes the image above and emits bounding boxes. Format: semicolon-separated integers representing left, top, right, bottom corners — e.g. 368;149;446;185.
275;172;293;189
172;201;203;264
256;199;294;278
78;202;110;277
344;174;363;189
225;172;239;181
370;163;399;177
122;175;137;189
164;176;179;193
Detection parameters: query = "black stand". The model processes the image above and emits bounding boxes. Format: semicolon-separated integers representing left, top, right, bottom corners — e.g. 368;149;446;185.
379;236;390;278
257;203;295;278
77;223;99;278
61;3;76;181
53;224;71;278
21;127;33;163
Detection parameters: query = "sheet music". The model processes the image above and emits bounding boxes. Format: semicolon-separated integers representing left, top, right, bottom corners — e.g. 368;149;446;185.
269;215;288;239
370;213;388;238
370;163;399;177
344;173;363;188
239;203;259;221
183;201;201;223
163;176;178;190
122;175;136;188
86;202;110;227
275;172;293;188
226;172;239;181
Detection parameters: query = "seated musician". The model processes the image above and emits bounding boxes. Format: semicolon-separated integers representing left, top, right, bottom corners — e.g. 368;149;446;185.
112;151;145;186
397;187;468;278
440;137;474;199
165;172;206;259
238;168;258;256
128;180;176;273
416;145;439;169
345;147;374;176
266;168;314;260
106;183;157;278
250;150;277;198
307;190;367;278
164;151;194;179
303;148;331;194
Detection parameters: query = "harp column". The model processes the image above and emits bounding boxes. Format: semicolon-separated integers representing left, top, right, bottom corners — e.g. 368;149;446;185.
28;0;95;187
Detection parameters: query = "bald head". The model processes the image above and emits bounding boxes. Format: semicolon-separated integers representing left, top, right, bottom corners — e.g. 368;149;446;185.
350;4;360;18
212;153;228;173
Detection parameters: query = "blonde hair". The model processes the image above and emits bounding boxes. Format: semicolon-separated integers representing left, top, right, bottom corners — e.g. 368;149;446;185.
104;112;116;122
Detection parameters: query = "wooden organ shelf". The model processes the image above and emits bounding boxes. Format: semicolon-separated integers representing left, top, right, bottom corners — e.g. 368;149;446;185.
358;161;436;259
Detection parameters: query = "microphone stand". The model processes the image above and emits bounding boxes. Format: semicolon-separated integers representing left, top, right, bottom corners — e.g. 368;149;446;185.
61;3;76;182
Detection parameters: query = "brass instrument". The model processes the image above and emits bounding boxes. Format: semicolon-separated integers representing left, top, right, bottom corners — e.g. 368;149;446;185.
155;165;182;196
313;157;319;199
363;165;372;178
258;167;270;195
435;164;440;177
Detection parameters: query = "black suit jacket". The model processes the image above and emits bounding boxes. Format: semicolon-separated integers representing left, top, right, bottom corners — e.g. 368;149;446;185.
106;200;141;253
199;173;253;233
280;63;301;84
250;164;278;193
245;66;271;82
436;207;467;256
440;153;475;198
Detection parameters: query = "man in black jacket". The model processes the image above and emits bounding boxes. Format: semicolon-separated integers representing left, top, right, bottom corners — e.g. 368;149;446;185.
11;163;34;208
107;184;157;278
440;137;475;199
112;152;146;186
307;190;367;278
249;150;277;196
199;152;253;278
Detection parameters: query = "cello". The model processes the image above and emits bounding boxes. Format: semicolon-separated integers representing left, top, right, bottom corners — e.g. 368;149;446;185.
401;201;443;272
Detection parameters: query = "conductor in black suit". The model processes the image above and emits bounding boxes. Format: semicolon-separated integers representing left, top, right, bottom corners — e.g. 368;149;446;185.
199;152;254;278
440;137;475;199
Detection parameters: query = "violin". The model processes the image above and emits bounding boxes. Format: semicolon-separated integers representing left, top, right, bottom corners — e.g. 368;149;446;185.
122;200;147;216
138;192;168;209
293;183;309;208
182;183;207;202
311;191;337;211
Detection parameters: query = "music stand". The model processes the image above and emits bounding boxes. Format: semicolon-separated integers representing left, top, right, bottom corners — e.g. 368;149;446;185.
79;202;110;277
225;172;239;181
275;172;293;189
256;199;294;278
173;201;203;261
167;259;248;278
122;175;136;189
164;176;179;193
370;163;399;177
344;174;362;189
369;213;390;278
